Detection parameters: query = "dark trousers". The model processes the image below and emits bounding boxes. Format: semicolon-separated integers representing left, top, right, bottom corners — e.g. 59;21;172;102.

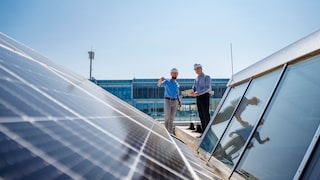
196;93;210;132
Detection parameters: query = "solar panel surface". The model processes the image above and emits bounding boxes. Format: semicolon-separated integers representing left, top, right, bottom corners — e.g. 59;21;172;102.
0;32;198;180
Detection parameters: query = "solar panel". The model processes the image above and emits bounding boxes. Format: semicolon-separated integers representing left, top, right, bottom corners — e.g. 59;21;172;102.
0;32;199;179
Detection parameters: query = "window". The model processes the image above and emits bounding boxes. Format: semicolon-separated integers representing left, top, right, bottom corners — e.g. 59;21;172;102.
234;55;320;179
212;70;281;167
199;82;249;154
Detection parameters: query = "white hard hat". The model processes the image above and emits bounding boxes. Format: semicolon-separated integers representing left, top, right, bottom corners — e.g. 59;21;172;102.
170;68;178;73
194;63;202;69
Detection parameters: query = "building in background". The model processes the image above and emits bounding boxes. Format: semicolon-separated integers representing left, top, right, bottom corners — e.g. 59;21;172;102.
95;78;229;122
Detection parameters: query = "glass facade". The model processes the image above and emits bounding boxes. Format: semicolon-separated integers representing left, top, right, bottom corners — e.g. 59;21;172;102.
199;82;248;154
198;31;320;179
300;138;320;180
212;70;281;167
96;80;132;103
234;56;320;179
95;78;229;121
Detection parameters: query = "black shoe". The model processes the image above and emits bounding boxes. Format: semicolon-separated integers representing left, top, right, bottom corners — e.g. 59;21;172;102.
188;122;195;130
193;124;202;133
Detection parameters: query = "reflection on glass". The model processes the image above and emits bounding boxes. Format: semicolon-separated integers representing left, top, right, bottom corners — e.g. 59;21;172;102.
235;55;320;179
213;70;281;167
213;120;270;166
199;82;249;153
230;96;259;127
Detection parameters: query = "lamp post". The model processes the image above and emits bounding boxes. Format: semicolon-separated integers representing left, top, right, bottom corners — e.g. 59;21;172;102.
88;50;94;80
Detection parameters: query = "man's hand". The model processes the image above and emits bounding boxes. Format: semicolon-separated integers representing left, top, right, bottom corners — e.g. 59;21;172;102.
158;77;165;86
261;137;270;144
191;91;199;97
239;120;250;127
229;131;236;137
178;102;182;108
236;116;250;127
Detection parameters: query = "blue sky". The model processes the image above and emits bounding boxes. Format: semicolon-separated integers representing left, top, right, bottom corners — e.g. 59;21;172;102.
1;0;320;79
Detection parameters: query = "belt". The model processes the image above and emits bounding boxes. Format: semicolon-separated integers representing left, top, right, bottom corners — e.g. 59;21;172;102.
165;97;178;101
198;92;209;96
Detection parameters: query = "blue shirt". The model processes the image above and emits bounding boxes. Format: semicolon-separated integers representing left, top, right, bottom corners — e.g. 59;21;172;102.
192;73;211;95
158;79;180;99
236;126;263;144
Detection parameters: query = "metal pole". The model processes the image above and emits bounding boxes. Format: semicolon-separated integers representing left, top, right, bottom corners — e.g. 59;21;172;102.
88;50;94;80
89;58;92;80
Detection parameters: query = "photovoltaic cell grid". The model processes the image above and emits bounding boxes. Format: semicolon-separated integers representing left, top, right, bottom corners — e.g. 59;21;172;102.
0;33;198;179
